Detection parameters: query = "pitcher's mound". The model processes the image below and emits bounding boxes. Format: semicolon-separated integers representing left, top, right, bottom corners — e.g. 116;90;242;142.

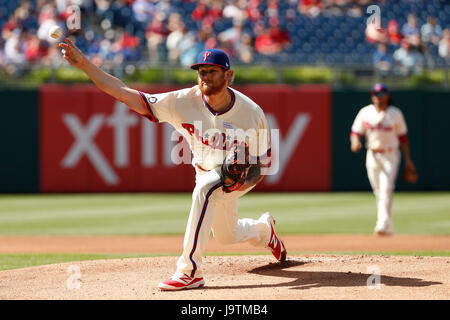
0;255;448;300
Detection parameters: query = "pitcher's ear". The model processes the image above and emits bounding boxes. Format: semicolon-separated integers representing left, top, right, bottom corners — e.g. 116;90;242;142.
226;70;235;85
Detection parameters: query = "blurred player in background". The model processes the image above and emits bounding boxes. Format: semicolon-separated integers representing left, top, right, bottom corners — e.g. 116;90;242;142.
350;83;416;236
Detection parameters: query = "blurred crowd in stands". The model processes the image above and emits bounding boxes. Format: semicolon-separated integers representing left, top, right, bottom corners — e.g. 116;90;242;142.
0;0;448;77
367;12;449;76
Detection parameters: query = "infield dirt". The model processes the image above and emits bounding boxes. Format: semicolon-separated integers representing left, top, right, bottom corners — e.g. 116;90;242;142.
0;235;448;300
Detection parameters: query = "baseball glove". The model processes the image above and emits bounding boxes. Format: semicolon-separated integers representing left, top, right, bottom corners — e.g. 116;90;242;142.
220;144;250;193
402;167;418;184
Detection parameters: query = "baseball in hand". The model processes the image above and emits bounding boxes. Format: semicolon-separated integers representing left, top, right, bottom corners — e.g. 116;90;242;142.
49;25;63;40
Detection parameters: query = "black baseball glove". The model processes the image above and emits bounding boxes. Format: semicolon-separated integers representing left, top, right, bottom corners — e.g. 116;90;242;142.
220;144;263;193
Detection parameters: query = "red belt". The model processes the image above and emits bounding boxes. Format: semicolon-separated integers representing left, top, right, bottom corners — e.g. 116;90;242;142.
370;147;395;154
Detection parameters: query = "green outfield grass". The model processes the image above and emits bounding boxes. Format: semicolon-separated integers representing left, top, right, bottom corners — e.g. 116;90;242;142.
0;192;448;236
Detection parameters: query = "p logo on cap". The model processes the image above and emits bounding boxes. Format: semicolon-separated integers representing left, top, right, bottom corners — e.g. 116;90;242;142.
191;49;231;70
370;82;389;94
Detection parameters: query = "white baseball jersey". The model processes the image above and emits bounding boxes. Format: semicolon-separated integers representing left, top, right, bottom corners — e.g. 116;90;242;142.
351;104;408;151
138;85;271;171
138;85;274;278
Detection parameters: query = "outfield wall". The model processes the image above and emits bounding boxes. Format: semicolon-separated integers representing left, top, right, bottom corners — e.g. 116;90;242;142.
0;89;39;193
0;85;448;192
332;88;450;191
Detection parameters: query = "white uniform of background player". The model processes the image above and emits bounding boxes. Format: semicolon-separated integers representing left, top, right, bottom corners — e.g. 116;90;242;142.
350;83;416;235
59;41;287;291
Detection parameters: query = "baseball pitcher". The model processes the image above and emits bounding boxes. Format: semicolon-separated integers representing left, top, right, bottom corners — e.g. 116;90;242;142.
350;83;417;236
59;39;287;290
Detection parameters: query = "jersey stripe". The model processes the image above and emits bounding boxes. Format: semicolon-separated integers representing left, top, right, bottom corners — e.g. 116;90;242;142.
138;91;159;123
189;183;222;277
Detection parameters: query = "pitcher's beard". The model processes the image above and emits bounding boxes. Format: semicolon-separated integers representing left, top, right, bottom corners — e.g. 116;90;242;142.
198;78;227;96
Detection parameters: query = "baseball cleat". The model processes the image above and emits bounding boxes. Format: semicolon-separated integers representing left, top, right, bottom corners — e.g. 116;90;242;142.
261;213;287;262
158;271;205;291
375;230;394;236
374;222;394;236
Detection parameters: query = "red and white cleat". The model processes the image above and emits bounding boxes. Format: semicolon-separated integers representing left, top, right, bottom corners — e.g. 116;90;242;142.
158;272;205;291
261;213;287;262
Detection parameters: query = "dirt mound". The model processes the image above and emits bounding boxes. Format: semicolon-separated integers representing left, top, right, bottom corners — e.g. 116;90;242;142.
0;255;448;300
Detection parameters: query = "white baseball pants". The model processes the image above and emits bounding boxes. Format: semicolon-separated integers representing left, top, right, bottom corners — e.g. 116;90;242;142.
366;149;400;233
176;168;271;277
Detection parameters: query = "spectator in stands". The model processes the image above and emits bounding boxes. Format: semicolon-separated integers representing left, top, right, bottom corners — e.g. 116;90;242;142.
373;42;392;77
153;0;178;22
83;32;105;67
179;26;216;67
236;32;254;63
386;20;403;46
218;19;244;56
40;42;65;67
223;0;249;24
4;29;26;64
401;13;421;48
255;18;290;56
94;0;113;20
192;0;208;21
347;1;364;18
145;12;169;64
192;0;224;27
97;38;115;63
267;0;280;19
2;15;19;44
421;16;442;46
393;38;423;76
132;0;157;30
113;31;141;62
166;15;187;65
438;28;450;62
37;1;65;43
24;34;48;62
298;0;323;18
177;29;198;67
325;0;366;16
246;0;263;22
14;0;36;32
